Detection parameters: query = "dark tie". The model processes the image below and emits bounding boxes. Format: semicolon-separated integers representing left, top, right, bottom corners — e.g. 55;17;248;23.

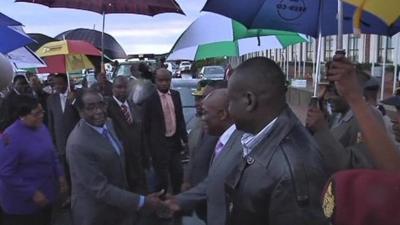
121;105;133;125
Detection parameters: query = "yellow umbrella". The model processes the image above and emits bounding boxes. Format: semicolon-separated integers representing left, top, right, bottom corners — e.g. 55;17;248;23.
36;40;101;73
344;0;400;34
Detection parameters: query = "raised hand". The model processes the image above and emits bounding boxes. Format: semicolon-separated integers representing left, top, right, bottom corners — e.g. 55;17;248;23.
306;107;328;133
326;54;363;104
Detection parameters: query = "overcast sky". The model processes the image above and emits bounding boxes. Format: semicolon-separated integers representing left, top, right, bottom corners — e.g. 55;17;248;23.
1;0;207;55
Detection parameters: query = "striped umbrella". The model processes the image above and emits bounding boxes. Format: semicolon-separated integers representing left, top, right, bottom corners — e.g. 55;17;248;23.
168;13;308;61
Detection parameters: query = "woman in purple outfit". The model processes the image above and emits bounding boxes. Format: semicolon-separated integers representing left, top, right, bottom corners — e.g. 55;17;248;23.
0;95;66;225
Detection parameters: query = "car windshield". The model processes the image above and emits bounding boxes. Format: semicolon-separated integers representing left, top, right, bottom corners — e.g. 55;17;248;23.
204;67;224;75
87;74;96;82
116;64;132;76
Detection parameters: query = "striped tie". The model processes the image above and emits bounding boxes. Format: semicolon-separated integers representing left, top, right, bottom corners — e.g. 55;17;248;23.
121;105;133;125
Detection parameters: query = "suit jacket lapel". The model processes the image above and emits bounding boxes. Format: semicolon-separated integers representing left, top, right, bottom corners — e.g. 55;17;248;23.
54;94;63;116
211;130;242;172
81;120;124;162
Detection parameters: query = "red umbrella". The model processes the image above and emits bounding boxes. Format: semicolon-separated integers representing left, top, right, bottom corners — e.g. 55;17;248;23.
16;0;185;69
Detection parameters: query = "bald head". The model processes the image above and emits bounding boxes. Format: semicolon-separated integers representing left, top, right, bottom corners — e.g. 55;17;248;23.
113;76;129;102
227;57;287;134
203;88;229;110
231;57;287;100
155;68;172;93
201;88;232;136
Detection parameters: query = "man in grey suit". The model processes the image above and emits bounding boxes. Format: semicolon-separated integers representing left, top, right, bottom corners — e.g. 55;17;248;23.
164;89;243;225
66;89;162;225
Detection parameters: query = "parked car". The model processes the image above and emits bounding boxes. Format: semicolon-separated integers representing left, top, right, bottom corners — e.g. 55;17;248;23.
112;59;157;80
199;65;225;80
171;78;200;133
179;61;192;71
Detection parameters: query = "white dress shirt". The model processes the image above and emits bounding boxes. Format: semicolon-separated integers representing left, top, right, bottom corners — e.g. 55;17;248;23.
241;118;278;157
59;92;68;113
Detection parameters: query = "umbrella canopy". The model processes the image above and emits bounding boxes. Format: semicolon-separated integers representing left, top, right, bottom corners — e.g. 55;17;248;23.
168;13;307;61
36;40;101;57
0;26;35;54
0;12;22;26
36;40;101;73
0;13;35;54
55;28;126;59
7;46;46;69
344;0;400;34
168;36;306;61
27;33;57;51
16;0;184;15
202;0;400;37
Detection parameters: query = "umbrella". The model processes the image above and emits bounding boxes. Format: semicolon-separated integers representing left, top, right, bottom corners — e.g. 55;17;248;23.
0;13;35;54
168;13;308;61
344;0;400;35
36;40;101;73
16;0;185;69
202;0;400;97
27;33;57;51
55;28;126;59
0;12;22;26
202;0;400;37
7;46;46;69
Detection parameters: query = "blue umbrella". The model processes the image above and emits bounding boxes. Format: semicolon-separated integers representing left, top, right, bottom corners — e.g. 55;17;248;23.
0;13;22;26
202;0;400;37
0;26;35;54
0;13;35;54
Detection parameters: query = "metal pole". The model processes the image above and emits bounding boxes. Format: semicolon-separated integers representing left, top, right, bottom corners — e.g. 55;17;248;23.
380;36;388;100
294;53;297;79
337;0;344;50
393;36;399;94
286;49;289;81
101;11;105;73
314;32;323;97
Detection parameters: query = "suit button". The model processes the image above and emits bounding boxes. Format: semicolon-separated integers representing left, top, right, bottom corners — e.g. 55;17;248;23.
246;156;255;165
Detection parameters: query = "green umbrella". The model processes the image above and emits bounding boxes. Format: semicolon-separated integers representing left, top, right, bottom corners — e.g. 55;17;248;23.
168;13;308;61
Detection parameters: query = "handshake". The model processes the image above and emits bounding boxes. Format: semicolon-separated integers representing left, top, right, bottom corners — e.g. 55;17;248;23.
142;190;182;218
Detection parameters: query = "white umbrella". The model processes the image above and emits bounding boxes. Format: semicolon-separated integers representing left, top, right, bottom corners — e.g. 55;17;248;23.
7;46;46;69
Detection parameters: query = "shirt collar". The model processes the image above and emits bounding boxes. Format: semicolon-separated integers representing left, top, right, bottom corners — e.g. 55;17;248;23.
13;88;21;95
218;124;236;146
157;90;171;96
113;96;128;107
85;121;107;134
241;117;278;157
59;91;68;97
341;110;354;122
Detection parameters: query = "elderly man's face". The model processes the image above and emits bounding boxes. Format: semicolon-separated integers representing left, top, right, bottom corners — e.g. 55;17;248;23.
80;93;107;127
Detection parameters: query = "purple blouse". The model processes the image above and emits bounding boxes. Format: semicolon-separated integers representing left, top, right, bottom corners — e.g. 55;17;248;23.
0;120;64;214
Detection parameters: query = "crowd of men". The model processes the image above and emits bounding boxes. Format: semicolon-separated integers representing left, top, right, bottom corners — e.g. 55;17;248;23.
0;55;400;225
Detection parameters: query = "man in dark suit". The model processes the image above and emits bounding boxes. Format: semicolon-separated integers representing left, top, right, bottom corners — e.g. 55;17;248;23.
91;71;113;97
164;89;243;225
107;76;148;194
0;75;32;131
66;89;163;225
47;73;80;205
143;68;188;195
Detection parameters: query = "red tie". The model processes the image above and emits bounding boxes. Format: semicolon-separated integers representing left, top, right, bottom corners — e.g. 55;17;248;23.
121;105;133;125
